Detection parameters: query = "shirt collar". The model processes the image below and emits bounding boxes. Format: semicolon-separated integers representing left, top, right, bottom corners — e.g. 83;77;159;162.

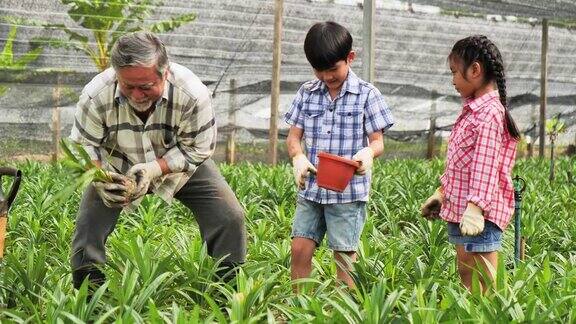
341;69;360;95
464;90;500;112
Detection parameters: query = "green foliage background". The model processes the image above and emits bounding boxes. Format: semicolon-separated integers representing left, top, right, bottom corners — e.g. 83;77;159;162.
0;158;575;322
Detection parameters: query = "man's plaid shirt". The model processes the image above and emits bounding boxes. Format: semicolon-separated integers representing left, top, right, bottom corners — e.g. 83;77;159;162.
70;62;216;206
440;91;518;230
284;70;394;204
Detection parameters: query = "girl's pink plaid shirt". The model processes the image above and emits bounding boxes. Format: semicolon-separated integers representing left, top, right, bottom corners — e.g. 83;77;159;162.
440;91;518;230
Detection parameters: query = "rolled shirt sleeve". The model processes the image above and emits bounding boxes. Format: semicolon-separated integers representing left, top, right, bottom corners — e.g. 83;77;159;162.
283;85;305;128
163;89;216;173
466;113;503;212
69;92;106;161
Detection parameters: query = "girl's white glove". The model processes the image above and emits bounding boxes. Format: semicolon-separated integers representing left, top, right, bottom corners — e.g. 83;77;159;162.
292;154;317;190
459;203;485;236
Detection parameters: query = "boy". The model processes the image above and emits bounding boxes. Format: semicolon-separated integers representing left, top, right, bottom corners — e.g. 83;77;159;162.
284;21;394;289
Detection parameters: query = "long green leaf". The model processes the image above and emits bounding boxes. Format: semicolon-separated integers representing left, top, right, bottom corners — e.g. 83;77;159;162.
0;26;17;67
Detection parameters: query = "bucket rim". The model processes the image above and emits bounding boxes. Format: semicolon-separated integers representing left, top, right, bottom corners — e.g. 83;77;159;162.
317;152;360;169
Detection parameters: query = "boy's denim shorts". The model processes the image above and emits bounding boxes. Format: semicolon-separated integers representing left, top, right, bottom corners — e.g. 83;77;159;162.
292;197;366;252
447;220;503;253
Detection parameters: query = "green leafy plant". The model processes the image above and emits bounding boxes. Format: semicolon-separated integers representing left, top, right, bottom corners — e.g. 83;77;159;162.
0;16;44;96
546;116;567;142
34;0;196;71
546;115;567;181
50;139;135;205
59;139;111;182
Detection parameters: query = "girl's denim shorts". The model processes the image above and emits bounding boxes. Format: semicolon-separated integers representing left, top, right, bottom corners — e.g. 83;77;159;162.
447;220;503;252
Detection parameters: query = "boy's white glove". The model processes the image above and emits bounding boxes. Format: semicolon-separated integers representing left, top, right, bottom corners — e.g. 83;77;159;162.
352;147;374;175
93;172;130;208
292;154;317;190
127;161;163;200
459;202;485;236
420;187;444;220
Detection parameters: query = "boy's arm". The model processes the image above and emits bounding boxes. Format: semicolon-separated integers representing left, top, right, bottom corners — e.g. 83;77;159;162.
286;126;316;189
287;126;305;158
367;131;384;158
355;86;393;175
353;130;383;175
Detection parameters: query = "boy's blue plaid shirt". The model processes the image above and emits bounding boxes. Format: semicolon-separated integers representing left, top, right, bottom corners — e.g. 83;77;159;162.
284;70;394;204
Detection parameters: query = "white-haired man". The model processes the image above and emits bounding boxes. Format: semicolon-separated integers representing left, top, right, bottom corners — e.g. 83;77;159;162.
70;31;246;290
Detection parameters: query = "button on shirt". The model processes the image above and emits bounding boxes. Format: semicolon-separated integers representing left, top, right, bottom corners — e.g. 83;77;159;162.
70;62;217;206
440;91;518;230
284;70;394;204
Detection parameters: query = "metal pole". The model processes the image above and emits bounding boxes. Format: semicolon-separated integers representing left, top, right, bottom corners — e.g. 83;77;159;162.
513;176;526;266
362;0;376;82
539;19;548;158
269;0;283;165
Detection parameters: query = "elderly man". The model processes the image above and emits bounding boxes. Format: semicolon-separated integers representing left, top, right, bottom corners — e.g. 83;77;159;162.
69;31;246;289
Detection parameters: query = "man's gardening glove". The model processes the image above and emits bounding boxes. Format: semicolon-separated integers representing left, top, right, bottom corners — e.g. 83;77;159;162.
420;187;444;220
352;147;374;175
292;154;317;190
93;172;131;208
459;202;484;236
126;161;163;200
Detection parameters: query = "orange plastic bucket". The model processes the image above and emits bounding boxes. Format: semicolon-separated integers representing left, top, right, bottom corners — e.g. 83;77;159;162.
316;152;360;192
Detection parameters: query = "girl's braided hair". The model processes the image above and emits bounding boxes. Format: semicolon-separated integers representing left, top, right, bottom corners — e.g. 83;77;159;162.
449;35;520;140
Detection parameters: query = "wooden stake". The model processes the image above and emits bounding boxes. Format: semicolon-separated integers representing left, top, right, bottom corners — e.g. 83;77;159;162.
226;79;237;164
52;74;62;162
427;91;437;159
539;19;548;158
0;215;7;259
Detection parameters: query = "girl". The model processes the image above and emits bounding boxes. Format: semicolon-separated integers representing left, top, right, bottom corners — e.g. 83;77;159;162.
421;35;520;291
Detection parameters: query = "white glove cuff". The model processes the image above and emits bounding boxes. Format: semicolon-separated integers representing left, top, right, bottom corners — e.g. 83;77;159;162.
292;154;307;165
148;160;163;178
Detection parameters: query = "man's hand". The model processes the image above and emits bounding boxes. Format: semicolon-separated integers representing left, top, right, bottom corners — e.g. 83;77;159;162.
94;172;131;208
292;154;317;190
420;187;444;220
459;202;484;236
352;147;374;175
126;161;163;199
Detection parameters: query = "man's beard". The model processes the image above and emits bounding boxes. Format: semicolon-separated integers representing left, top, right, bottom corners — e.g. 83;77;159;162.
128;98;154;112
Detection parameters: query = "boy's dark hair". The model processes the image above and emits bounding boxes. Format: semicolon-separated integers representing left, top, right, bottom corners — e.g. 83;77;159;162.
449;35;520;140
304;21;352;71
